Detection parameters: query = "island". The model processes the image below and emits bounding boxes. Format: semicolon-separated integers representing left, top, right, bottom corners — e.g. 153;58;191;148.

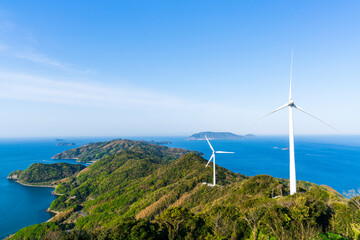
245;134;256;138
56;142;76;146
186;131;252;140
142;140;172;145
7;139;357;240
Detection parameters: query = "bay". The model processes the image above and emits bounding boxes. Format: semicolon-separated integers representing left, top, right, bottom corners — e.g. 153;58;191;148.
0;137;113;239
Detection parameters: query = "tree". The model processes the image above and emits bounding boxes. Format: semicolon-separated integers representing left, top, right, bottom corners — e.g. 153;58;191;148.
155;207;211;239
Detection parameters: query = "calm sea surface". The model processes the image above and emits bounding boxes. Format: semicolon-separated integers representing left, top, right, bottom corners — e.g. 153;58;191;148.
1;135;359;238
0;137;111;238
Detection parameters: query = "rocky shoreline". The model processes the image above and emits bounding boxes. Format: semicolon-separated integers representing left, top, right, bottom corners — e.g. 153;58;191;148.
7;179;55;188
7;174;55;188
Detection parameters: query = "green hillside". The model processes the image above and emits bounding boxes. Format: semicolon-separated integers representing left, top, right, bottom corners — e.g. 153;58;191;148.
52;139;199;162
7;163;85;186
8;140;360;240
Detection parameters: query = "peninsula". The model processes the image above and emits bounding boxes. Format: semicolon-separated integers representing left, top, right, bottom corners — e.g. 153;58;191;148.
7;163;85;187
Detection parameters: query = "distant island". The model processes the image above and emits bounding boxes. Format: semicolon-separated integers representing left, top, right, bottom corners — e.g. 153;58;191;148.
186;131;255;140
245;134;256;138
55;138;64;142
56;142;76;146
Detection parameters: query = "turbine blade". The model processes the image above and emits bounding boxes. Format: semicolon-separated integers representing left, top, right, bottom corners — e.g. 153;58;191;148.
289;49;293;100
294;105;339;132
205;154;214;168
258;103;289;120
205;135;215;152
215;151;234;154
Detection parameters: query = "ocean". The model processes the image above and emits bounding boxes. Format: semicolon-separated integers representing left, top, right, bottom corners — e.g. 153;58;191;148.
0;137;111;239
0;135;359;238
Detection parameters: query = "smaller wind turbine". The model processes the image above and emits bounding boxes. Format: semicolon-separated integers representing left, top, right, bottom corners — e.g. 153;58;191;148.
205;135;234;186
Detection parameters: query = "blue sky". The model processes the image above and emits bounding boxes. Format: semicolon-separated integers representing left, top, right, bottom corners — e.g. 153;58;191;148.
0;1;359;137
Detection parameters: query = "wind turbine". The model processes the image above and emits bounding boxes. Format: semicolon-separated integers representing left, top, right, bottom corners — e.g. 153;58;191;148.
205;135;234;186
260;50;337;195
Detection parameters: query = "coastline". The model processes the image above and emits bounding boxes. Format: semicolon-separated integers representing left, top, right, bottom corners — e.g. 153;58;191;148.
51;157;95;164
3;180;57;239
8;179;56;188
46;208;59;223
51;157;78;160
52;190;63;196
46;208;59;215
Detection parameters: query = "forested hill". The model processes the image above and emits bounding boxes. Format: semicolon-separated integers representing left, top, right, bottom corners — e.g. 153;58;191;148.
52;139;200;163
7;163;85;186
8;140;360;240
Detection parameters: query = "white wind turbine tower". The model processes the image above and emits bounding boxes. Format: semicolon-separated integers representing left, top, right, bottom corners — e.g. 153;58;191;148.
205;135;234;186
260;50;337;195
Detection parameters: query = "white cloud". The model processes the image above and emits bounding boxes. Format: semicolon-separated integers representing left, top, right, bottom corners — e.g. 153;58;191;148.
15;52;68;68
0;71;254;137
14;50;94;74
0;44;93;74
0;71;216;111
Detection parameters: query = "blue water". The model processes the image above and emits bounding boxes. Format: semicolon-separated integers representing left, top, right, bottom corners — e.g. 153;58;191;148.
0;135;359;238
0;137;113;239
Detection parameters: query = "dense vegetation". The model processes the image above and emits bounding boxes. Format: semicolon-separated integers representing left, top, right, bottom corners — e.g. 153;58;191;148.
52;139;199;162
7;163;85;186
8;140;360;240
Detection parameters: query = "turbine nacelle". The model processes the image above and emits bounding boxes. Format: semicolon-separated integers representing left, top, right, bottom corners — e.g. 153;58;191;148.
288;99;294;106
